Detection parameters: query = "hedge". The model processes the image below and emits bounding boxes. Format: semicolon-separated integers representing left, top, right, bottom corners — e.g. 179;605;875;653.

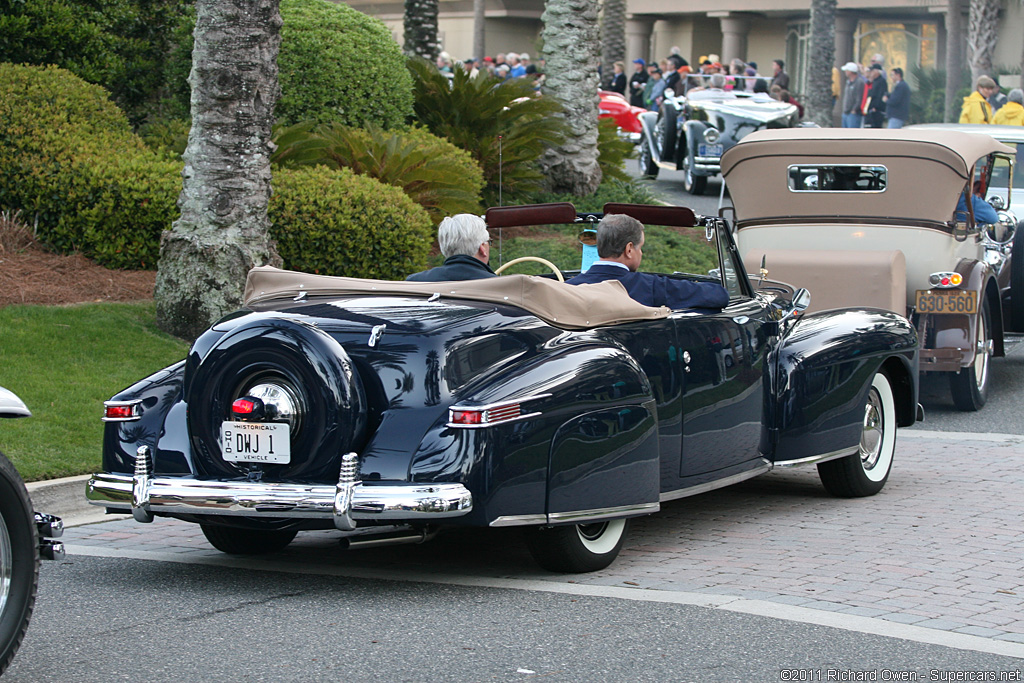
270;166;432;279
275;0;413;128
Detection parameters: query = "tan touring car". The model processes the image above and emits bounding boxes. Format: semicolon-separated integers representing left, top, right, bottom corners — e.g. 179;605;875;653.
722;128;1020;411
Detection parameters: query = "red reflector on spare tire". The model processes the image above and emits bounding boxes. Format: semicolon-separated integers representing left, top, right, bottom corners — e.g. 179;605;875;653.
232;398;257;415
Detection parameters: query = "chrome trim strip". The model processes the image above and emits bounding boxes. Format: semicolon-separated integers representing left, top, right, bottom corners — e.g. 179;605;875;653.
450;393;552;413
547;502;660;524
659;462;771;502
774;447;857;468
87;473;473;523
489;514;548;528
102;399;143;422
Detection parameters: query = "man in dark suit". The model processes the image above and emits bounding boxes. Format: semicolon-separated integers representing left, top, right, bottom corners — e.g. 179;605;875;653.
406;214;496;281
566;214;729;310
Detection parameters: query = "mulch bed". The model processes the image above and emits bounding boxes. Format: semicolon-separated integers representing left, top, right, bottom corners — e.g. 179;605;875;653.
0;247;156;308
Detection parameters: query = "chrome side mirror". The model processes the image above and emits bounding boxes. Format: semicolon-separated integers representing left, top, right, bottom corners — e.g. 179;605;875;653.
780;288;811;324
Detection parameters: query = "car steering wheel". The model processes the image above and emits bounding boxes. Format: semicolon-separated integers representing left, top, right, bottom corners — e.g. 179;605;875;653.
494;256;565;282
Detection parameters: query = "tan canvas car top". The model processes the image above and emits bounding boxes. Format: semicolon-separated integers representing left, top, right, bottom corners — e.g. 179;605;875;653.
243;266;671;330
721;128;1014;225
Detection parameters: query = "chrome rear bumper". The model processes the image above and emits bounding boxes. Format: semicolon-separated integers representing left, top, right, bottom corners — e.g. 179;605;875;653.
86;450;473;531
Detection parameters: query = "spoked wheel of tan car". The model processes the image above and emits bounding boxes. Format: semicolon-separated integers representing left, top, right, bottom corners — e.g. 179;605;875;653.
949;296;992;412
200;524;298;555
682;153;707;195
524;519;629;573
817;372;896;498
638;135;659;177
0;452;38;676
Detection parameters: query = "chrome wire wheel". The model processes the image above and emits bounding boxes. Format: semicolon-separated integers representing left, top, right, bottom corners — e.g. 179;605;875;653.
0;509;10;618
972;309;991;393
859;388;884;471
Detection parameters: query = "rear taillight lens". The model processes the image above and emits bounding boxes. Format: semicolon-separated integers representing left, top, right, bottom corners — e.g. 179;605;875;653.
103;400;142;422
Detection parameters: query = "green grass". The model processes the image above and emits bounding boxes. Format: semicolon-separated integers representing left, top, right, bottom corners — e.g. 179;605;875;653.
0;302;188;481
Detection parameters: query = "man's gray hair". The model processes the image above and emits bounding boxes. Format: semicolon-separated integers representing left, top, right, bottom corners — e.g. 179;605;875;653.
596;214;644;258
709;73;726;89
1008;88;1024;104
438;214;489;258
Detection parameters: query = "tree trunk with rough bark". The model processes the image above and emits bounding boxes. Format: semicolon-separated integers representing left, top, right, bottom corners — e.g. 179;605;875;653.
945;0;966;122
805;0;836;127
600;0;625;89
539;0;602;196
473;0;485;63
967;0;1000;85
404;0;440;61
154;0;282;340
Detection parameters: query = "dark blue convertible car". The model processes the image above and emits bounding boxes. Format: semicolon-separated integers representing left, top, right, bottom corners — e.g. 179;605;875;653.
87;203;920;572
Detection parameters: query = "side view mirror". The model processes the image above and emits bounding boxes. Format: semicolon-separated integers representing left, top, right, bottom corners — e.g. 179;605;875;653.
780;288;811;324
985;213;1016;245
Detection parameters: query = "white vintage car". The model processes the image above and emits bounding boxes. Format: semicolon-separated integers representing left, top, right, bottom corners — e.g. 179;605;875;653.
722;128;1019;411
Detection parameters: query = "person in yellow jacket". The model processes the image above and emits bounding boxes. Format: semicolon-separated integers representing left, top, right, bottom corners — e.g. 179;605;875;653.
960;75;998;123
992;88;1024;125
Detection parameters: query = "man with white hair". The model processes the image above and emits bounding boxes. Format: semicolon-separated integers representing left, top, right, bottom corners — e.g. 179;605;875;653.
406;214;496;281
508;52;526;78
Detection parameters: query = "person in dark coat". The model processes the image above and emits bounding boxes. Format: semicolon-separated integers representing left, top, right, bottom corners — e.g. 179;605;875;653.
406;214;496;281
864;64;888;128
566;214;729;310
884;67;911;128
629;58;649;107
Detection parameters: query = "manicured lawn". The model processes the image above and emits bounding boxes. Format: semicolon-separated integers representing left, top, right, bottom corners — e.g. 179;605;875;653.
0;302;188;481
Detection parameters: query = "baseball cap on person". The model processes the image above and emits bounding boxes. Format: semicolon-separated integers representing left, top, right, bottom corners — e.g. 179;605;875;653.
841;62;859;73
633;58;645;66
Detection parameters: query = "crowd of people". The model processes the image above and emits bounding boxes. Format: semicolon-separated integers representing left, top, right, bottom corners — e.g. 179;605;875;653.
435;45;1023;130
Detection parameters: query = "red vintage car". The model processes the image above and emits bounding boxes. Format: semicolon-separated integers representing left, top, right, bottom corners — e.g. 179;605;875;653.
599;90;645;142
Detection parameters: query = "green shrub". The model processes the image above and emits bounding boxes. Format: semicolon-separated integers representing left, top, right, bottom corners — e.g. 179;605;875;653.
0;64;149;239
0;0;194;126
273;123;483;222
270;166;432;279
408;58;568;206
276;0;413;128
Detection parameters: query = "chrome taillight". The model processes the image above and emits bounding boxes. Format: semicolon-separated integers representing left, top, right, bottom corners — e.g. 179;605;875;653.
928;272;963;289
448;394;550;429
103;400;143;422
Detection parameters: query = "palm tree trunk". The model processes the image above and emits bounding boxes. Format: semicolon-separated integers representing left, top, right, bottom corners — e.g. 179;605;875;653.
805;0;836;127
967;0;1000;84
539;0;602;196
600;0;626;89
473;0;485;63
945;0;966;122
155;0;282;340
403;0;440;61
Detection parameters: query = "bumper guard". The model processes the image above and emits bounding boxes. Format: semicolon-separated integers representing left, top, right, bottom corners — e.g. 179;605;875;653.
87;447;473;531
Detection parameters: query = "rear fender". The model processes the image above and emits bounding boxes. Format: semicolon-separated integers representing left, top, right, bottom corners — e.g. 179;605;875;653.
920;260;1003;368
102;361;190;475
410;341;659;526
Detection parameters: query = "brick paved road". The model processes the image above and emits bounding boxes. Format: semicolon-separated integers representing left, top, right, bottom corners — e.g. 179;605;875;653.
65;430;1024;653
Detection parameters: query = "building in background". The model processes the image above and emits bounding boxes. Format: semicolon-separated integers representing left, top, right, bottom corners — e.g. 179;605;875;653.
344;0;1023;95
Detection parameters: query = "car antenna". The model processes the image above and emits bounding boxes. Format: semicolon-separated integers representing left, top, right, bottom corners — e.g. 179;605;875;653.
498;134;504;264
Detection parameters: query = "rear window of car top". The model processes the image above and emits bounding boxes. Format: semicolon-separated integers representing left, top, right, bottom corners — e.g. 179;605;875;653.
787;164;887;193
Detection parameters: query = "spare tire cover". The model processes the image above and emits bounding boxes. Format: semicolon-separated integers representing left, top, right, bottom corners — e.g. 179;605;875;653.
186;316;366;483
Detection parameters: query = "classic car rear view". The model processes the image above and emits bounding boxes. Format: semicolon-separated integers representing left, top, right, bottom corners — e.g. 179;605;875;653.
724;128;1021;412
88;203;920;572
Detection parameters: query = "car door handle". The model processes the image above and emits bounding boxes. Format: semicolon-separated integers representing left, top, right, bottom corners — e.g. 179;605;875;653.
733;316;749;325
